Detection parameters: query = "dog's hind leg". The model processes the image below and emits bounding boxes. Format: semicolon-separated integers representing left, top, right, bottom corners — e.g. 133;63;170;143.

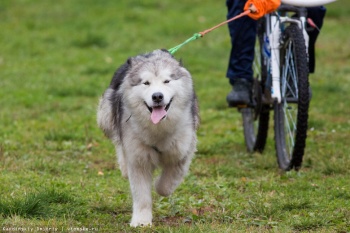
128;160;153;227
155;156;191;197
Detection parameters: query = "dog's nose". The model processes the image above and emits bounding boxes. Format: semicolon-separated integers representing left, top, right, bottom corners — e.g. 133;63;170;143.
152;92;163;103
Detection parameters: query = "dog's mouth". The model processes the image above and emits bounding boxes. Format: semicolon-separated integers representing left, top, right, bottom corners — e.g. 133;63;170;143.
145;98;173;124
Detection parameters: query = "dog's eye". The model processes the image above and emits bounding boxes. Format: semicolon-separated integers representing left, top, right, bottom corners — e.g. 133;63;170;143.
143;81;150;85
164;80;170;84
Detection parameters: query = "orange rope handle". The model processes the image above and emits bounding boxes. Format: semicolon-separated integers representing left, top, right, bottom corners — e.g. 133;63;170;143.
199;9;251;37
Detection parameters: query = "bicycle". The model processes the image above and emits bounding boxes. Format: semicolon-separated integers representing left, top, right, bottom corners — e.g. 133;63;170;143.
167;0;333;171
240;3;312;171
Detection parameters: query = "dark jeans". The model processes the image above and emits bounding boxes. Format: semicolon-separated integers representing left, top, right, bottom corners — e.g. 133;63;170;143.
226;0;256;86
307;6;326;73
226;0;326;85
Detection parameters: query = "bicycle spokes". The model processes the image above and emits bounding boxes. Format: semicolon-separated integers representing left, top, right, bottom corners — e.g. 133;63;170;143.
283;102;297;156
282;41;299;102
282;40;299;156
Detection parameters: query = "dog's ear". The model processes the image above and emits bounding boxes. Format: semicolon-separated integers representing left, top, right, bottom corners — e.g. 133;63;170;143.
160;48;172;55
126;57;140;67
157;49;176;59
125;57;143;86
179;59;184;67
127;57;134;66
127;55;147;67
110;61;131;90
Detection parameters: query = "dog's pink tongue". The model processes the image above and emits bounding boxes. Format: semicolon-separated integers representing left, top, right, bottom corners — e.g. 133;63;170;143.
151;107;167;124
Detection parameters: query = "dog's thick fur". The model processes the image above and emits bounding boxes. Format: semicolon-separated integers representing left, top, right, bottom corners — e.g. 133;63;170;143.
97;49;199;227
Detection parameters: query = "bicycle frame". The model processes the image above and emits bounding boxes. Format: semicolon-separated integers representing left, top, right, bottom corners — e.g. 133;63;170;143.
264;5;309;103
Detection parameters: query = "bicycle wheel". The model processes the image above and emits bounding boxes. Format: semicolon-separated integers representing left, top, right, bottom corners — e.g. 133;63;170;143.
241;83;270;153
241;18;270;153
274;24;309;171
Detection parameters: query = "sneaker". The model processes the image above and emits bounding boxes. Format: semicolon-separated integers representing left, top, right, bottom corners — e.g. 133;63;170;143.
226;79;252;107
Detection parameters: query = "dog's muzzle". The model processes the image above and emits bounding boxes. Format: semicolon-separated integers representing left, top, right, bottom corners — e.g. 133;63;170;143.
144;98;173;124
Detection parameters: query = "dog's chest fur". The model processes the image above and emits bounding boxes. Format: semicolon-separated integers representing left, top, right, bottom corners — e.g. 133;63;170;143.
124;113;194;157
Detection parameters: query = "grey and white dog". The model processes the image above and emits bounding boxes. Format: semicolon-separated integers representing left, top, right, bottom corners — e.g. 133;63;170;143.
97;49;199;227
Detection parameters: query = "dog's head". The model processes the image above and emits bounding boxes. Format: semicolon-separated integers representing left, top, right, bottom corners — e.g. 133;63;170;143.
122;49;194;124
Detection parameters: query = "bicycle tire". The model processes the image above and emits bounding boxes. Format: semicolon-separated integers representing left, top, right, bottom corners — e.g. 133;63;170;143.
241;18;270;153
274;24;309;171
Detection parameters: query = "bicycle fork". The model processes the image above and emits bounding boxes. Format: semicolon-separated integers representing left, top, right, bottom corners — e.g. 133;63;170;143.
269;15;282;103
267;13;309;104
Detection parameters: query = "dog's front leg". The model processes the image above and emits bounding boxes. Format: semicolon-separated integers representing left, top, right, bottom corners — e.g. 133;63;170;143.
116;146;128;178
128;160;153;227
155;156;191;197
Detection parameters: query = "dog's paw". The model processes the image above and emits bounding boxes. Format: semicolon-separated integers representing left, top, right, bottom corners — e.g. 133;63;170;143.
130;222;152;228
155;177;173;197
155;185;172;197
130;212;152;227
130;219;152;227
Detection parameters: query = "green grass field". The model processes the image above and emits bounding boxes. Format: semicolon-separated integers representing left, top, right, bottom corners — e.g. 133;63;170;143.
1;0;349;232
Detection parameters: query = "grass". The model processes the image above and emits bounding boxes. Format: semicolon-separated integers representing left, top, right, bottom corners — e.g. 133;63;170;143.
0;0;349;232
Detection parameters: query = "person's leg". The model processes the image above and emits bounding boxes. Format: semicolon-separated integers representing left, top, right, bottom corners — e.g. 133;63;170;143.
226;0;257;106
307;6;326;73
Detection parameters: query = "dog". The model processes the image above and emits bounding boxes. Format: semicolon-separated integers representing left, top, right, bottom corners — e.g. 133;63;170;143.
97;49;199;227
